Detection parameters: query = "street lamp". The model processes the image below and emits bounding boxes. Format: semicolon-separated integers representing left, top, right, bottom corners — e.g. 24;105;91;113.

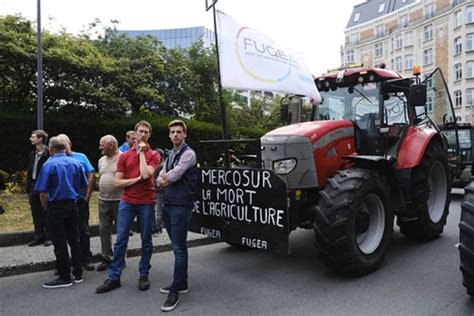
36;0;44;129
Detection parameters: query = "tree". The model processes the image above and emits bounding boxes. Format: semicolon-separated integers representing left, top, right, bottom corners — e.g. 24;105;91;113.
0;15;37;113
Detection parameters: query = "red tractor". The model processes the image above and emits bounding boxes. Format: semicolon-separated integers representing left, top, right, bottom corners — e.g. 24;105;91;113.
261;65;457;275
193;65;458;277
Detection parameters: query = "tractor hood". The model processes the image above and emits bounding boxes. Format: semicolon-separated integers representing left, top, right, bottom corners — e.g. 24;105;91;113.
264;120;354;145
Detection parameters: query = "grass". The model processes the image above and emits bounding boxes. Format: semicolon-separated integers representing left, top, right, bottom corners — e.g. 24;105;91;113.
0;191;99;233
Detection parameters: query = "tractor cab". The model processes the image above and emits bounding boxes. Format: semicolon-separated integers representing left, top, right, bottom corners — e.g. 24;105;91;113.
442;123;474;186
313;65;458;158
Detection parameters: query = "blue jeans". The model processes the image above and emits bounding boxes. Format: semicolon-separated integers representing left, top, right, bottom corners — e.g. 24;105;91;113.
162;204;193;293
108;200;154;280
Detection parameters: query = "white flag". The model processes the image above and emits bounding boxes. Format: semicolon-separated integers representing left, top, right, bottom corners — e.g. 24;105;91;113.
217;10;321;102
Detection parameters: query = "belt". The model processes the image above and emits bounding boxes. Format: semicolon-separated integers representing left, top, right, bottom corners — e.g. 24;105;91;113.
49;199;75;207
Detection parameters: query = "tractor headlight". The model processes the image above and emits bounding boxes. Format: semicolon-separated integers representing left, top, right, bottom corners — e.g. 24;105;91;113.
273;158;297;175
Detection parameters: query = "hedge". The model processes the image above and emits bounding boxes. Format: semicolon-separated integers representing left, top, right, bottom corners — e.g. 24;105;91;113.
0;112;266;172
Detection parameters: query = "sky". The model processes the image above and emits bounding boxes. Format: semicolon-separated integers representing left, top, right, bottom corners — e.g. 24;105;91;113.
0;0;363;76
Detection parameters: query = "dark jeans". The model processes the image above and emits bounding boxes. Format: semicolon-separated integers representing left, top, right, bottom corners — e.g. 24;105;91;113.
108;200;154;280
77;198;92;263
29;188;49;240
48;201;82;280
162;204;193;293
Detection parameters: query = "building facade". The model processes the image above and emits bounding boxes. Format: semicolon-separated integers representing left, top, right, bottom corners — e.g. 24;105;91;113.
344;0;474;123
117;26;214;50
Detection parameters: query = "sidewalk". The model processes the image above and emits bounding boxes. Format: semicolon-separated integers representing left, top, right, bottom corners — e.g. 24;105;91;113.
0;231;217;278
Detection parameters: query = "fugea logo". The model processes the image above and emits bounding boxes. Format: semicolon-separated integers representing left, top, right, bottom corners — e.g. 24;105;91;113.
236;27;299;83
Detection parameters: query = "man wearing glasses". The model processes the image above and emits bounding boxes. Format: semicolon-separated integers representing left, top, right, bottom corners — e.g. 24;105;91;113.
96;120;160;294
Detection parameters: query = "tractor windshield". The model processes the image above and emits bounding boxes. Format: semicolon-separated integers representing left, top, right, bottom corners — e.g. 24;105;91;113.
459;129;472;149
314;82;408;126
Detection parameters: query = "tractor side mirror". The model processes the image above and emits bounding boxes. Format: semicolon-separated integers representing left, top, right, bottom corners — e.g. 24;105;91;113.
280;103;289;123
408;84;427;107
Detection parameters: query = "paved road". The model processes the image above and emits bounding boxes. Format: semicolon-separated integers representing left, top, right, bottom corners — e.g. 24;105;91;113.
1;190;473;315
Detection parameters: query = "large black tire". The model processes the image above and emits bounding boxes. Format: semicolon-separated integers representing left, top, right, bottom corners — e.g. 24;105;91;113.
459;181;474;296
313;169;393;276
397;141;450;240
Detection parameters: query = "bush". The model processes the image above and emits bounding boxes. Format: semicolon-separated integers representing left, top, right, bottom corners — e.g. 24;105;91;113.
1;170;27;193
0;169;8;190
0;112;266;173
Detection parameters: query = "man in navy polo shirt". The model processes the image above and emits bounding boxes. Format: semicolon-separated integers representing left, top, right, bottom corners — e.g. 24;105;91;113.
96;120;160;294
35;136;88;288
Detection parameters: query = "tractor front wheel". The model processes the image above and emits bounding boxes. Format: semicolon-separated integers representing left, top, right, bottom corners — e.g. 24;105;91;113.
397;141;450;240
313;169;393;276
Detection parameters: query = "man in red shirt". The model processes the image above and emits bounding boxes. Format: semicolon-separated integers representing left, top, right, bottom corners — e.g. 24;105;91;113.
96;120;160;294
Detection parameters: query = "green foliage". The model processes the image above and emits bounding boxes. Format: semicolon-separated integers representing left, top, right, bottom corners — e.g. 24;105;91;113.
0;14;289;174
0;113;228;172
0;169;27;193
5;182;23;194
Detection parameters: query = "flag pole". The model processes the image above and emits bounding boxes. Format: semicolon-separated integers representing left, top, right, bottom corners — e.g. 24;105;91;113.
206;0;228;141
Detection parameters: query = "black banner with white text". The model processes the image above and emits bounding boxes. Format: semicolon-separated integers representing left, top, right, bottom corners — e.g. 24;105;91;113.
190;167;289;254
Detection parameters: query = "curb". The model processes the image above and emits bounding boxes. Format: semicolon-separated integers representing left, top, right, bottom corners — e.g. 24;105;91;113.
0;237;220;278
1;224;104;247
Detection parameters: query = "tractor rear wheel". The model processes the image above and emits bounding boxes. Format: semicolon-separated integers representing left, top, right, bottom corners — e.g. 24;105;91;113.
397;141;450;240
313;169;393;276
459;181;474;296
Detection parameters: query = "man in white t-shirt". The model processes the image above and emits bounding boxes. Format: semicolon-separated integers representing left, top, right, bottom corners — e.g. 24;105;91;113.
97;135;123;271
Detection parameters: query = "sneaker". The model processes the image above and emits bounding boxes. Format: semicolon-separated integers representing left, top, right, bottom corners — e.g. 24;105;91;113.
73;275;84;284
82;262;95;271
43;277;73;289
160;285;189;294
161;292;180;312
43;240;52;247
96;260;110;272
138;276;150;291
96;279;121;294
28;238;44;247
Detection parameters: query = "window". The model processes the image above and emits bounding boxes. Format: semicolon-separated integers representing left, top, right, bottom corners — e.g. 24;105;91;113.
455;37;463;54
455;10;462;28
454;90;462;107
467;88;474;106
395;56;403;71
427;96;433;112
375;24;384;38
467;61;474;78
425;4;435;19
424;24;433;41
424;48;433;65
404;54;413;69
404;31;413;46
467;33;474;51
350;33;360;45
375;42;384;57
467;6;474;24
346;50;354;63
455;63;463;80
426;78;433;88
400;15;408;28
353;13;360;22
395;34;403;49
379;3;385;13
